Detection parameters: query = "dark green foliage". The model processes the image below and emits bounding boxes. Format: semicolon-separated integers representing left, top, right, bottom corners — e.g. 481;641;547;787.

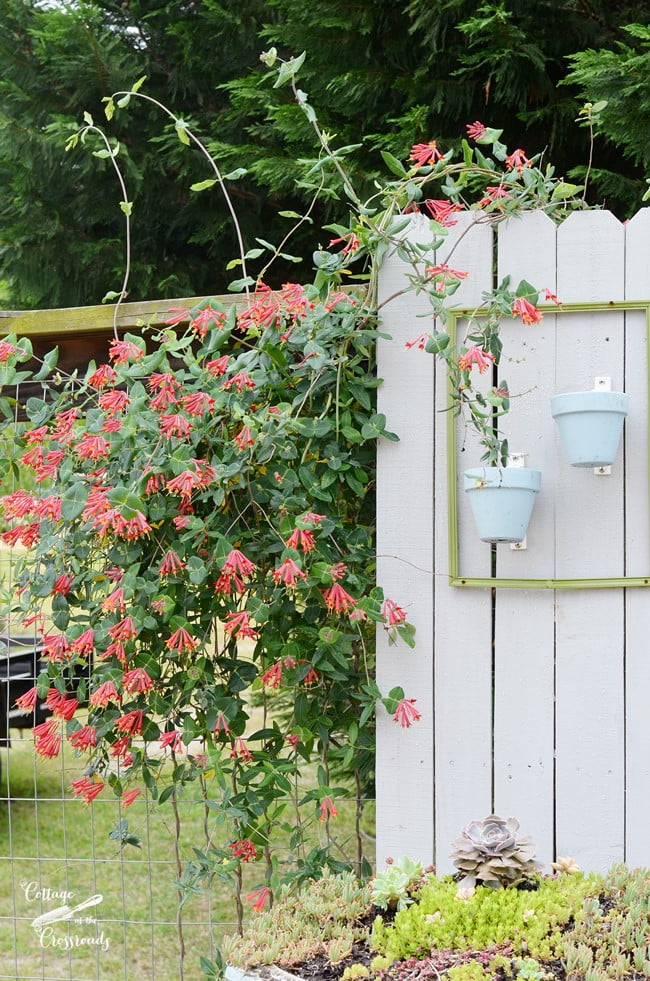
1;0;649;309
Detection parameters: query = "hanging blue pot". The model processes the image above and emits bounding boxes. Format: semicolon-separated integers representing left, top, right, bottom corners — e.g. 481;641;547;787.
550;390;629;468
463;467;542;544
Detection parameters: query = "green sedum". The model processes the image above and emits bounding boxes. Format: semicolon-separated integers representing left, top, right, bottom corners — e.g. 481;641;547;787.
370;874;595;963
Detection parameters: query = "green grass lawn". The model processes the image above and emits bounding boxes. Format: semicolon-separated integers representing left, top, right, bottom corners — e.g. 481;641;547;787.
0;727;370;981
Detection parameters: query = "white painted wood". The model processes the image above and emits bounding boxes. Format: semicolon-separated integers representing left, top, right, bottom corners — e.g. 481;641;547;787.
377;208;650;875
622;208;650;865
554;211;625;870
432;212;493;871
492;213;557;865
376;214;436;865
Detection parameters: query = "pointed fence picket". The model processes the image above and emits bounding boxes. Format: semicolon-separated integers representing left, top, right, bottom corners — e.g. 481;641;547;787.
377;208;650;873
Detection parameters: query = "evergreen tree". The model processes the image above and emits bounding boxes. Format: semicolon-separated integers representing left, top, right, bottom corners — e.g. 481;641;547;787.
0;0;648;309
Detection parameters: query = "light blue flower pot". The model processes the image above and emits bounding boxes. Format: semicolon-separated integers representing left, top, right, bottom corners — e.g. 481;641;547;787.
550;390;629;467
464;467;542;544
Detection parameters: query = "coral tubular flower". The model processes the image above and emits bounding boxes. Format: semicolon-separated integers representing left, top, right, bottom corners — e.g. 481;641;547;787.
512;297;543;325
458;345;496;374
42;633;71;661
160;413;193;439
0;340;18;361
260;661;282;689
166;470;202;497
15;687;38;712
229;839;257;862
33;719;61;758
166;627;198;654
300;513;326;528
409;141;443;167
223;371;256;393
466;120;487;140
285;528;316;553
222;549;256;577
70;629;95;657
245;886;270;912
90;680;121;709
122;667;154;694
115;710;144;736
122;788;142;808
71;777;105;805
425;199;463;226
234;424;255;451
393;697;421;728
181;391;215;416
231;737;252;763
382;598;408;625
190;306;226;337
223;610;259;640
109;339;144;363
303;667;319;685
102;587;126;613
213;711;230;736
505;148;532;173
158;550;185;576
108;616;138;642
206;355;229;377
88;363;118;388
68;725;97;750
52;573;74;596
319;796;338;821
98;389;130;415
425;264;469;293
323;583;357;613
165;306;190;326
159;730;183;753
272;557;307;587
53;697;79;721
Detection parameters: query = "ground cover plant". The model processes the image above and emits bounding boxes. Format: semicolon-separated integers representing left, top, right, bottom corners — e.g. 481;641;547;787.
225;819;650;981
0;48;594;977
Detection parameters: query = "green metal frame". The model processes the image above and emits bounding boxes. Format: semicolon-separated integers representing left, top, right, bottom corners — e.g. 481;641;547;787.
447;300;650;589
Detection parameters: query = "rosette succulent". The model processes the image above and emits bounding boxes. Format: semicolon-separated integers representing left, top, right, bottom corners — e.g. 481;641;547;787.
450;814;540;889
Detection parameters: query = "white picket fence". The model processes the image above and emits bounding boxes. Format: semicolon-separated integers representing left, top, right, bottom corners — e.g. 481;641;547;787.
376;209;650;874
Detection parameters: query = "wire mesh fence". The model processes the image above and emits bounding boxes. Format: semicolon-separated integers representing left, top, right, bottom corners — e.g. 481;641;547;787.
0;367;376;981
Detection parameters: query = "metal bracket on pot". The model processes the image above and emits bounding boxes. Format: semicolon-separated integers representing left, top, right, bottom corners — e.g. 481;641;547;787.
594;377;612;475
507;453;527;550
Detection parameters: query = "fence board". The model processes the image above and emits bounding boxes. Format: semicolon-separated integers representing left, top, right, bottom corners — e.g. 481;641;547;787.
623;208;650;864
432;213;493;871
553;212;625;870
492;213;557;863
376;214;436;865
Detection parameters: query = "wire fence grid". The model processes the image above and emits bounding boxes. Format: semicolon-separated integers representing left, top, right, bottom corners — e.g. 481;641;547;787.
0;374;376;981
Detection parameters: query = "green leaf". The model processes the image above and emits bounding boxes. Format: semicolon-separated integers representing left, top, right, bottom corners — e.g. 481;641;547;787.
62;483;89;521
120;201;133;216
380;150;408;178
223;168;248;181
103;98;115;121
132;75;147;93
175;120;191;145
228;276;255;292
33;347;59;381
190;179;217;192
117;93;131;109
83;111;93;126
273;51;306;88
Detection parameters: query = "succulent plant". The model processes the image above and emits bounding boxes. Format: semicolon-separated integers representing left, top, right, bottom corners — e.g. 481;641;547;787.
371;856;426;910
450;814;540;889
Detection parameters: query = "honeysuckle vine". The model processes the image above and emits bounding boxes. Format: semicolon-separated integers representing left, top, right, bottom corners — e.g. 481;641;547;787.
0;48;590;975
